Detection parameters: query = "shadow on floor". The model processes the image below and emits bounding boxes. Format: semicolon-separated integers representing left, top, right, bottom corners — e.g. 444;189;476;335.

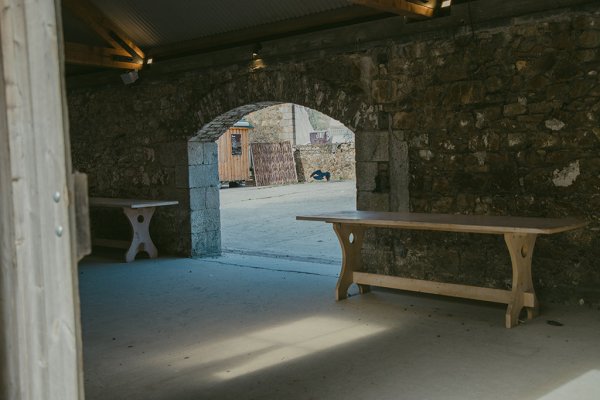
79;255;600;400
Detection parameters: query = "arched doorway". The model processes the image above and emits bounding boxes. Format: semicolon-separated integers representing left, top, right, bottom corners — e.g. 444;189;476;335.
188;101;361;258
187;102;280;256
184;69;388;257
188;100;370;258
218;103;357;262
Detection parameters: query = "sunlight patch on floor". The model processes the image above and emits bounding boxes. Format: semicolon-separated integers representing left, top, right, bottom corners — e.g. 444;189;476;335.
536;370;600;400
211;316;388;380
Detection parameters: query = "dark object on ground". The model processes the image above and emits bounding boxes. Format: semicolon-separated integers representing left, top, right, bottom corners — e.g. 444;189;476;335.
310;169;331;181
547;320;564;326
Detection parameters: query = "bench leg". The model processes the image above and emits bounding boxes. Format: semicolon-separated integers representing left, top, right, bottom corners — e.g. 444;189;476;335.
332;223;368;300
504;233;539;328
123;207;158;263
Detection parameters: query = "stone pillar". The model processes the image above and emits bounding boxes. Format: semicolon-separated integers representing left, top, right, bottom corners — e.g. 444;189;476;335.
390;135;409;212
355;129;409;212
356;130;391;211
188;140;221;257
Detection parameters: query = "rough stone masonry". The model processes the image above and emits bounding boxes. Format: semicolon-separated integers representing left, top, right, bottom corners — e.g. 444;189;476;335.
294;143;356;182
68;1;600;305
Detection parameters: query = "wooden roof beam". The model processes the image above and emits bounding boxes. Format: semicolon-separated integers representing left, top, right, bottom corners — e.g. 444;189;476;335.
352;0;437;18
63;0;145;62
65;42;143;70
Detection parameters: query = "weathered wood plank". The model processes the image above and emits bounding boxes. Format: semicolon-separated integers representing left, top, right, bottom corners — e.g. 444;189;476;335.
0;0;82;398
74;172;91;261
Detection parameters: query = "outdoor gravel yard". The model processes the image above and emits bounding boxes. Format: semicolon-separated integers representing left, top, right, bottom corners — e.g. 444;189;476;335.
219;180;356;263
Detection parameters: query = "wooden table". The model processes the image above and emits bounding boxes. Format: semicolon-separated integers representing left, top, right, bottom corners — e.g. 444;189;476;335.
89;198;179;262
297;211;587;328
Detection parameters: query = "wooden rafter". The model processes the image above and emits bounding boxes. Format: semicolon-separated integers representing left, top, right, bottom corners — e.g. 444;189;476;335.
352;0;437;18
65;42;143;70
63;0;145;69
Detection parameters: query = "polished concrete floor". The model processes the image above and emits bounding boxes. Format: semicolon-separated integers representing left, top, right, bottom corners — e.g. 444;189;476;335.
81;182;600;400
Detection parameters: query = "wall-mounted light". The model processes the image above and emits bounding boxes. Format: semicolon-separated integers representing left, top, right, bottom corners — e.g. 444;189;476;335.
250;42;266;71
145;57;154;65
441;0;452;7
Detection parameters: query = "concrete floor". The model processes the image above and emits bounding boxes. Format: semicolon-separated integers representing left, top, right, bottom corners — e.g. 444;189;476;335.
80;182;600;400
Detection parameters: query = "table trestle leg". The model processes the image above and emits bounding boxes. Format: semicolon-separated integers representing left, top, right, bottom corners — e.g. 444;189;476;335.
122;207;158;263
504;233;539;328
332;223;369;300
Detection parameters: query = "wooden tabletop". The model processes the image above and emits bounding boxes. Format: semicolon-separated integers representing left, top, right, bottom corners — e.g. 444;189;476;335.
89;197;179;209
296;211;587;235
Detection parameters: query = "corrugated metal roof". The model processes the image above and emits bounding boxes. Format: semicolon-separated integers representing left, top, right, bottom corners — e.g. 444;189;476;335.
89;0;355;48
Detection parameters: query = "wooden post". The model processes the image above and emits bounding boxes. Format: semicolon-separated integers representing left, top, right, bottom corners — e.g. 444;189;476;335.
0;0;83;398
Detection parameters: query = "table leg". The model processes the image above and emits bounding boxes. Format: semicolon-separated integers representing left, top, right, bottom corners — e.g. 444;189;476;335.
332;223;369;300
504;233;539;328
122;207;158;263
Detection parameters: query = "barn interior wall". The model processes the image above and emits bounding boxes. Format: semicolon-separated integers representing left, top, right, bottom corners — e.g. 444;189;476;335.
361;5;600;305
67;82;196;256
68;2;600;303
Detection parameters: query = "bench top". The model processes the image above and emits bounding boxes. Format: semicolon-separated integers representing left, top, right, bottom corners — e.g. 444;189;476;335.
89;197;179;209
296;211;587;235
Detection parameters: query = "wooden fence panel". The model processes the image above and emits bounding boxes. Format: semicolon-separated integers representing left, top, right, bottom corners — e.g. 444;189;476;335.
251;142;298;186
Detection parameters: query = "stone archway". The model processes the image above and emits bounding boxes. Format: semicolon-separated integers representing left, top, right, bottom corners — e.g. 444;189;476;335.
187;102;281;257
186;72;377;257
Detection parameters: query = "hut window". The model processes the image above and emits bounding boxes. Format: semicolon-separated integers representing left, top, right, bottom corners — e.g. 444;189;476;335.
231;134;242;155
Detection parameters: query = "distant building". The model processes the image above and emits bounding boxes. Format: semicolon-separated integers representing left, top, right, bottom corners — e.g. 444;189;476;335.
246;103;354;145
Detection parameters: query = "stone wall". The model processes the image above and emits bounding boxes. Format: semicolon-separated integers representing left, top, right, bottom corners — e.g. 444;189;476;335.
245;103;294;143
68;85;193;255
67;1;600;303
294;143;356;182
68;62;371;257
358;8;600;304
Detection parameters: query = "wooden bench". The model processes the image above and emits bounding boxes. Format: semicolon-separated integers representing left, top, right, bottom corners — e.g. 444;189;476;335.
296;211;587;328
89;198;179;262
